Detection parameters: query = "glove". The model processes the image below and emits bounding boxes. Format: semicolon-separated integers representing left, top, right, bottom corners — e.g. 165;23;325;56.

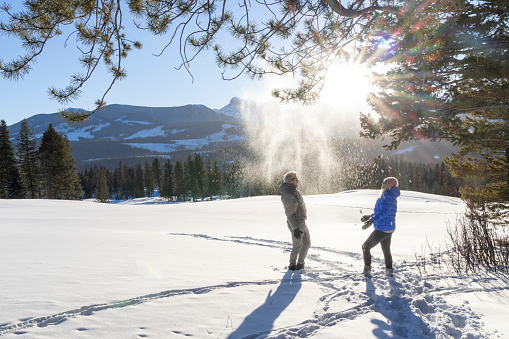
361;214;372;222
293;228;303;239
362;219;374;230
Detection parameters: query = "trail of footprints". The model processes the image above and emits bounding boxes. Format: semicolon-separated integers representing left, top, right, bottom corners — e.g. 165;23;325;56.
1;233;494;338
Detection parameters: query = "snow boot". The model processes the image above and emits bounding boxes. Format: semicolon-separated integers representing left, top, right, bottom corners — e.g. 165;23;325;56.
288;264;297;271
296;262;305;270
386;268;394;277
363;265;372;278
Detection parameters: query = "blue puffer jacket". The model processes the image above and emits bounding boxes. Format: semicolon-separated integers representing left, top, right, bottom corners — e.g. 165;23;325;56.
372;187;400;232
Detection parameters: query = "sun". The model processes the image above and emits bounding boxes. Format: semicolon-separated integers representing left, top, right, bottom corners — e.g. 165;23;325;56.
319;61;373;108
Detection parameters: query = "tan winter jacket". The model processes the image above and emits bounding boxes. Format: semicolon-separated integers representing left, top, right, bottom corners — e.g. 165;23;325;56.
279;182;307;230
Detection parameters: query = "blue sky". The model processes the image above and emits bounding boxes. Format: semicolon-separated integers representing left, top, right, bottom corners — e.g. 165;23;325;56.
0;28;270;126
0;3;373;126
0;5;282;126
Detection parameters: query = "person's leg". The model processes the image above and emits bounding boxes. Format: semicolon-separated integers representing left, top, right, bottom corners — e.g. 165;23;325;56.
288;222;302;268
380;234;393;269
362;230;391;266
297;225;311;268
362;230;380;267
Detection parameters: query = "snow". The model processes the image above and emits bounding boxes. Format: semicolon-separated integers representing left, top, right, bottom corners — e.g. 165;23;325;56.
0;190;507;338
124;126;166;139
115;115;154;125
34;122;112;141
124;124;246;152
169;128;188;134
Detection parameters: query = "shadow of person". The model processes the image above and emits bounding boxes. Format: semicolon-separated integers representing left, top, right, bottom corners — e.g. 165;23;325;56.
366;278;434;338
227;271;302;338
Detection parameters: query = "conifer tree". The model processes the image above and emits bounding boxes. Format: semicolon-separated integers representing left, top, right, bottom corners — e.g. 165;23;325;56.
123;163;133;199
143;160;154;197
213;161;223;197
193;153;205;199
113;162;124;200
205;160;213;198
360;1;509;224
79;168;93;199
151;158;162;195
15;119;39;198
161;160;175;201
133;163;144;198
94;167;110;203
184;156;193;201
0;120;23;198
38;124;82;199
174;160;185;201
207;161;223;197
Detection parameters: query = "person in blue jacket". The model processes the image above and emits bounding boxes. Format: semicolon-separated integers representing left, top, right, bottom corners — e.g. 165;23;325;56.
361;177;400;278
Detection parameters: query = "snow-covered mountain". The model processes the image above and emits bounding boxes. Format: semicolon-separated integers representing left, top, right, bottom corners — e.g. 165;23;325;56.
8;100;248;168
9;102;242;141
7;98;459;169
213;97;244;118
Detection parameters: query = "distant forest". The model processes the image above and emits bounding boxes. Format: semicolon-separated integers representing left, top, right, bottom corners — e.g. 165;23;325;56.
1;118;462;202
80;154;462;203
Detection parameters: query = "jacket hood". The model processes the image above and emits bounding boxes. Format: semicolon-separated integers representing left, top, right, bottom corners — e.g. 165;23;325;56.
386;187;401;198
279;182;295;195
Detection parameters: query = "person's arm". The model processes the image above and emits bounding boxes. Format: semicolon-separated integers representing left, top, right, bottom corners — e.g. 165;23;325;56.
282;193;299;230
372;194;394;223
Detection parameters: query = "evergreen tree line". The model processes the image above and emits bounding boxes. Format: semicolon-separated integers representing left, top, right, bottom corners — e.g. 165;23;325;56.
344;156;462;197
81;154;462;203
0;120;81;200
1;118;461;202
80;154;229;202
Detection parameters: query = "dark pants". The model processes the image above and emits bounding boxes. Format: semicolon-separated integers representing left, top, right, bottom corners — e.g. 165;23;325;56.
362;229;393;269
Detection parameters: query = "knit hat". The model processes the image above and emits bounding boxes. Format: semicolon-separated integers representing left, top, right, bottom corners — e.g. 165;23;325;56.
384;177;398;187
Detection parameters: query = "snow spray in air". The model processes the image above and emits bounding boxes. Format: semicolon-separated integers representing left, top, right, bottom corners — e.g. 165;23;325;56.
238;100;346;194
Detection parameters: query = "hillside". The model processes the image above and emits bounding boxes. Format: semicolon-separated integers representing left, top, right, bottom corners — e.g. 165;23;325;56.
6;98;458;169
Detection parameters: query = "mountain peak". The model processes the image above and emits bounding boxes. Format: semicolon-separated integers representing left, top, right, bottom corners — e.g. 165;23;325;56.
214;97;245;118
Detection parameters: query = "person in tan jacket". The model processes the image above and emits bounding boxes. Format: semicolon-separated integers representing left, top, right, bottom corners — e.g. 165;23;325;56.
279;171;311;271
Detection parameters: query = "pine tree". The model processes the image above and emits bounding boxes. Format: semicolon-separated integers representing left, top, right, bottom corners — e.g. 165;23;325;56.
151;158;162;196
205;160;213;198
0;120;24;198
94;167;110;203
113;162;124;200
161;160;175;201
143;160;154;197
193;153;205;199
133;163;144;198
38;124;82;199
123;163;133;199
207;161;223;196
174;160;185;201
79;168;93;199
15;119;39;198
361;1;509;224
183;156;193;201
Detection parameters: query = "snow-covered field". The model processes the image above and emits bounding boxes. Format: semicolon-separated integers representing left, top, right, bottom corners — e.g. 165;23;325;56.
1;190;507;338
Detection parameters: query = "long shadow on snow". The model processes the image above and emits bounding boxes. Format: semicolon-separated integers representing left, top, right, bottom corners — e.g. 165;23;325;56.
227;271;301;339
